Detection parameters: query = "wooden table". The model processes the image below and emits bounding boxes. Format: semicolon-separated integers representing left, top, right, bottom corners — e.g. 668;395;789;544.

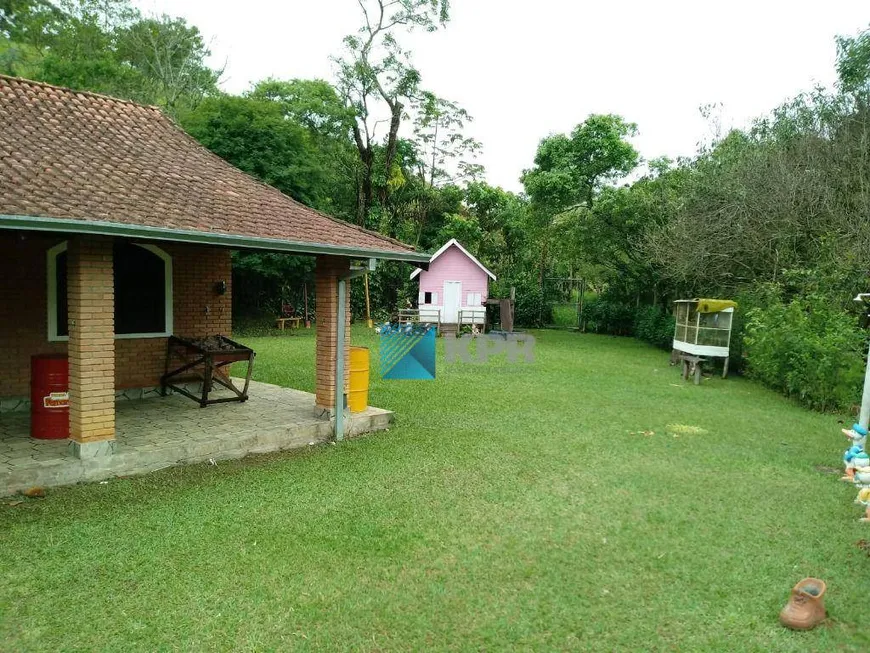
679;354;705;385
276;316;302;330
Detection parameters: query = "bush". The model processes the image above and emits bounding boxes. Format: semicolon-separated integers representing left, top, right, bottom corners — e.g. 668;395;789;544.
634;305;675;350
493;275;550;327
582;299;674;349
743;295;865;412
582;296;635;336
514;283;549;327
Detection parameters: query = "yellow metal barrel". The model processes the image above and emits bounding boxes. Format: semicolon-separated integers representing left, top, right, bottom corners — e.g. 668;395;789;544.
348;346;370;413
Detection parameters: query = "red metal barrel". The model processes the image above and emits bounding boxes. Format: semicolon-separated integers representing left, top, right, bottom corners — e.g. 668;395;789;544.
30;354;69;440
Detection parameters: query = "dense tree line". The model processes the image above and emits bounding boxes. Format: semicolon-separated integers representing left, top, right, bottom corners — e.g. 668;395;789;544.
550;26;870;411
4;1;870;410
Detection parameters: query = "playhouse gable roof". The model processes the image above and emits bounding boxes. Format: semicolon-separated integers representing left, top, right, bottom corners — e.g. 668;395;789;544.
0;75;427;262
409;238;496;281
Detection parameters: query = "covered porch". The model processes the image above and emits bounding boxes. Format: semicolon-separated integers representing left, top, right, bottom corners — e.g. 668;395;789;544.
0;75;430;495
0;379;392;496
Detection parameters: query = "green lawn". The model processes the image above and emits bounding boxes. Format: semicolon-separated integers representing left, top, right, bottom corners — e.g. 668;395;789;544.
2;329;868;651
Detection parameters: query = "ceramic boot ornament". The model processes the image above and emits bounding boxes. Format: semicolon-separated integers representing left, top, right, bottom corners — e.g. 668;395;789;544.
841;424;868;481
779;578;827;630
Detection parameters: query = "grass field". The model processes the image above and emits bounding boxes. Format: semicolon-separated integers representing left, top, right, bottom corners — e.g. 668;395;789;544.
2;328;868;651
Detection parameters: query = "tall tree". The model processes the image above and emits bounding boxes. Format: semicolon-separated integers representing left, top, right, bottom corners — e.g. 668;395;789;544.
249;78;361;219
1;0;219;112
522;114;639;289
411;90;482;186
836;25;870;93
334;0;450;224
116;14;220;113
180;94;327;208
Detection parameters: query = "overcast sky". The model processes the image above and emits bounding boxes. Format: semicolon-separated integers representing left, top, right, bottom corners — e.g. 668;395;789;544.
134;0;868;192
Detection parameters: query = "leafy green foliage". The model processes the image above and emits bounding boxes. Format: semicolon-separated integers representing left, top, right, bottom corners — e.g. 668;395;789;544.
180;95;330;209
580;296;674;350
230;252;315;318
520;114;640;311
836;24;870;92
334;0;453;222
633;305;676;350
581;296;635;337
744;294;865;411
522;114;639;212
1;0;219;113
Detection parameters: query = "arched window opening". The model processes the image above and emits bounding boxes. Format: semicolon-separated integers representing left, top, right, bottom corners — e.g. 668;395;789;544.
47;241;173;341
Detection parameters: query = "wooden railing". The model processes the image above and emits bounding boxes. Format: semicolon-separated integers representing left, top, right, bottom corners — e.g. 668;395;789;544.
457;307;486;326
397;308;441;331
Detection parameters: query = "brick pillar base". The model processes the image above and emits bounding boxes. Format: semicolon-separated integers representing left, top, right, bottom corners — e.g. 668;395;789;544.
314;255;351;416
68;236;116;458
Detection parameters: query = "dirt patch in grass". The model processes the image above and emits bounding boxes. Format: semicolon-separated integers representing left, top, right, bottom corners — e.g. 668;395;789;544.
666;423;709;437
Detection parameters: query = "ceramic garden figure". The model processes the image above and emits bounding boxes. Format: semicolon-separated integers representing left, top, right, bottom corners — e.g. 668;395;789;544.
855;488;870;523
854;464;870;488
842;424;868;481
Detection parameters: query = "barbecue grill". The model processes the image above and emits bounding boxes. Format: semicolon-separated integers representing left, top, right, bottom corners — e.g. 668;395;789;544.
161;335;255;407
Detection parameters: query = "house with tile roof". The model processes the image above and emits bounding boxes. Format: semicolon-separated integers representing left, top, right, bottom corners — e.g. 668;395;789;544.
0;75;428;464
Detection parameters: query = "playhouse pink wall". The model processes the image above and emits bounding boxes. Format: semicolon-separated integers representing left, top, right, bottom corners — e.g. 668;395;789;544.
418;244;489;307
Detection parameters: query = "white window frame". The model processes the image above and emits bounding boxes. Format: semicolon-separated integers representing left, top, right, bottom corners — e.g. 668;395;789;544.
47;241;174;342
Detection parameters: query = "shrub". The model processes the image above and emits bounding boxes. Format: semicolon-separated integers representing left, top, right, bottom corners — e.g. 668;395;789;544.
582;296;635;336
634;304;675;350
495;276;550;327
743;295;865;412
551;304;579;328
581;296;674;349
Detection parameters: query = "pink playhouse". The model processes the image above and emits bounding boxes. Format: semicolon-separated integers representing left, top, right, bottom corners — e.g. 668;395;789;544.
410;239;496;331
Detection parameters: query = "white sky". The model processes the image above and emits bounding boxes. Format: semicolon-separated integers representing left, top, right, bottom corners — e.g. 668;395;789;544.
134;0;869;192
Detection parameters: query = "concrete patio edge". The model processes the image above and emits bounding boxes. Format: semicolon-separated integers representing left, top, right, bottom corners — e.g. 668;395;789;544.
0;381;393;496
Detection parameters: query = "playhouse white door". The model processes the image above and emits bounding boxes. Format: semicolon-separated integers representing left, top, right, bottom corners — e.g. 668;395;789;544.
443;281;462;323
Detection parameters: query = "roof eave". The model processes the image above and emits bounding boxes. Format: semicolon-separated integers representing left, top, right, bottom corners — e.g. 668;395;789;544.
409;238;496;280
0;214;430;263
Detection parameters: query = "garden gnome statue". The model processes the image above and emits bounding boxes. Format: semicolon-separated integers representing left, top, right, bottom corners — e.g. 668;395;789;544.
779;578;827;630
841;424;868;481
856;488;870;523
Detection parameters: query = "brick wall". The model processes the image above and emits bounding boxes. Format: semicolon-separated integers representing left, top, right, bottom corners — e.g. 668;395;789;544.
0;233;67;396
315;255;351;411
68;236;115;442
0;232;232;398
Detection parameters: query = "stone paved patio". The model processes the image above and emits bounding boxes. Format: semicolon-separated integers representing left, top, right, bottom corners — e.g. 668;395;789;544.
0;380;392;496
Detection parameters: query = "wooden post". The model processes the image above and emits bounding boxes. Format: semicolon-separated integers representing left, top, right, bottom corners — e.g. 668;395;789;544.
303;282;310;328
364;272;373;328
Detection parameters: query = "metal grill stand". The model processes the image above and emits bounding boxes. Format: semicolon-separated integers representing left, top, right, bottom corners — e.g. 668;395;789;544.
161;335;255;407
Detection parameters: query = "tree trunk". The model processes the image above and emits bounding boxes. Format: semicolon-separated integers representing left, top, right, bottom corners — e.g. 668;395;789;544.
377;101;402;205
352;124;375;226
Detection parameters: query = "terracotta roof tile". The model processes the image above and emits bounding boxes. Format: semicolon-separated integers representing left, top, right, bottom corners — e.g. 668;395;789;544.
0;75;420;258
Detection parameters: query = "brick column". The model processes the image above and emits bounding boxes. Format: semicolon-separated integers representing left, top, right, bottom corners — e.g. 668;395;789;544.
314;255;351;416
68;236;116;458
